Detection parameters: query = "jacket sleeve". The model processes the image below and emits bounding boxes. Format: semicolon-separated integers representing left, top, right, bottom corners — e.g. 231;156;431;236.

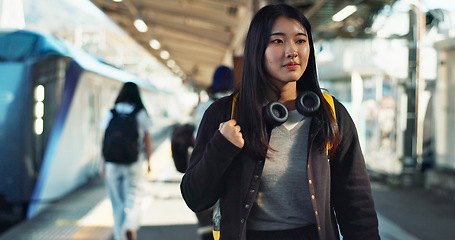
330;100;380;240
180;97;242;212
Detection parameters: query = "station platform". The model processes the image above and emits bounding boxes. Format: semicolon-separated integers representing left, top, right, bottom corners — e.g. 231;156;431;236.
0;136;198;240
1;135;455;240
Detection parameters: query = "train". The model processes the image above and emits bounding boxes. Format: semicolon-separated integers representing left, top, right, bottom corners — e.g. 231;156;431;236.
0;29;185;223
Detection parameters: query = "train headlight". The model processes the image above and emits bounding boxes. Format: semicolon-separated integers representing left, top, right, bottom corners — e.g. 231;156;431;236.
34;85;45;135
34;85;44;102
34;118;43;135
35;102;44;118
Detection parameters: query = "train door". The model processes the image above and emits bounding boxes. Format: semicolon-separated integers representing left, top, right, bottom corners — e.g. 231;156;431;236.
75;73;104;174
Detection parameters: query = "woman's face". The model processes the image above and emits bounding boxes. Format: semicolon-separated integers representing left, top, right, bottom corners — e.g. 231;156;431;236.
264;16;310;87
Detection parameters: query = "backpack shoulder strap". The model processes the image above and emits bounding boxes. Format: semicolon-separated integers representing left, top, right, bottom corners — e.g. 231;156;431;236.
322;93;336;121
131;106;141;116
110;108;118;117
231;93;238;120
322;93;336;154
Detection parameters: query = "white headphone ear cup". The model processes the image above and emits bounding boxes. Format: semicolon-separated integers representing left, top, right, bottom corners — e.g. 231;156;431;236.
263;101;289;126
296;91;320;116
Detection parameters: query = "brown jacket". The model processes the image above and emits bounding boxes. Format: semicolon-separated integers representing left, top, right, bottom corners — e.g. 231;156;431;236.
180;94;380;240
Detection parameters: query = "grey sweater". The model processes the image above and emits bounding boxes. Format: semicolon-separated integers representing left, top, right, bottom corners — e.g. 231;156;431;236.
247;110;316;230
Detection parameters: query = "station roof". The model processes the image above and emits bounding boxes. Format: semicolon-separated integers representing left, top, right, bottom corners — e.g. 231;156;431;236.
89;0;396;88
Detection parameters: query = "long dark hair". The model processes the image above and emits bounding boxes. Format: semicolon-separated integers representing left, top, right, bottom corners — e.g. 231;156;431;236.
115;82;146;111
235;4;339;157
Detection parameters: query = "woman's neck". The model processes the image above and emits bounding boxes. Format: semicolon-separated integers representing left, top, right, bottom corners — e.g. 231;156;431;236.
269;81;298;110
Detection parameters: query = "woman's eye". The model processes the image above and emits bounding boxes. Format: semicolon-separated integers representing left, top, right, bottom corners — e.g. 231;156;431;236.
271;39;283;44
297;39;307;44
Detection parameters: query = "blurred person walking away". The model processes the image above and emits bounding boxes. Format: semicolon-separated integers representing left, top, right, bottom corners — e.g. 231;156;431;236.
193;65;235;240
194;65;235;138
100;82;153;240
181;4;379;240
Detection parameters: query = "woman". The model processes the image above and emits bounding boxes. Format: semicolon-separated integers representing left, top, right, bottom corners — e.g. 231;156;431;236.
100;82;153;240
181;4;379;240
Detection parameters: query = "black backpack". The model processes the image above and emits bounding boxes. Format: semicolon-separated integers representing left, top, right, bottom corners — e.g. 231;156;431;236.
170;124;195;173
102;108;140;164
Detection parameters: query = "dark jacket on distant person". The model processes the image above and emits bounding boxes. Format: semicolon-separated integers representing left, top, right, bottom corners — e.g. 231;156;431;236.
180;94;380;240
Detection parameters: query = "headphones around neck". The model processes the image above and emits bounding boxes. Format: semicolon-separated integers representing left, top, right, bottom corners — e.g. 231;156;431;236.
263;91;320;126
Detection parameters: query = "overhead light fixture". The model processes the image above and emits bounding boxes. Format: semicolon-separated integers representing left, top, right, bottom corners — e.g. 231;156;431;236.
149;39;161;49
113;0;122;2
172;65;181;73
332;5;358;22
160;50;170;60
134;18;148;32
167;59;176;68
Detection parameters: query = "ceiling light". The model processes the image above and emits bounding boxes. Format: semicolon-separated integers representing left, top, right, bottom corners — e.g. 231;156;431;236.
172;65;180;73
160;50;170;60
113;0;122;2
332;5;358;22
167;59;176;68
134;18;148;32
149;39;161;49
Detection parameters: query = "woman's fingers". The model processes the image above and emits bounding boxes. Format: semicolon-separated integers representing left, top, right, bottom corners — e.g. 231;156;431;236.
219;119;244;148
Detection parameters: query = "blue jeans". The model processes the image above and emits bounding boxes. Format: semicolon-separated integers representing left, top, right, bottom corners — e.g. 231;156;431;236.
105;160;144;240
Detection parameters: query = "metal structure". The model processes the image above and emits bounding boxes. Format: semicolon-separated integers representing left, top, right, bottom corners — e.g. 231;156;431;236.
89;0;397;88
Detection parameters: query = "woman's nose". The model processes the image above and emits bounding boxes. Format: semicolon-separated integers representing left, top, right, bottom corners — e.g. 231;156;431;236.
286;43;298;58
286;50;298;58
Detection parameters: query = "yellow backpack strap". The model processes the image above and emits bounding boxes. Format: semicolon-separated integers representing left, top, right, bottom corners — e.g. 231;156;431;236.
212;229;220;240
322;93;336;154
231;93;238;120
323;93;336;121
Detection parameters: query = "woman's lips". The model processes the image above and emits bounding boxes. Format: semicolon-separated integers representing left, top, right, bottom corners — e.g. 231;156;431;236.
284;62;299;70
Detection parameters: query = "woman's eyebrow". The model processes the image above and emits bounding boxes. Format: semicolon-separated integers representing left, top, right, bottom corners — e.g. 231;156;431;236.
269;32;307;37
270;32;285;36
